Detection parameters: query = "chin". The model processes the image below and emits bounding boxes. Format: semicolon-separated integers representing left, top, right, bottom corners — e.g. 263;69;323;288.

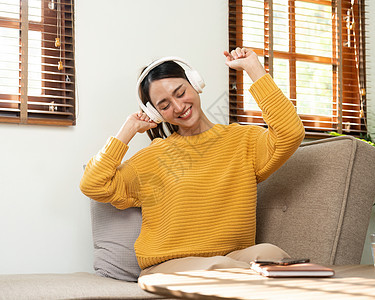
178;119;198;129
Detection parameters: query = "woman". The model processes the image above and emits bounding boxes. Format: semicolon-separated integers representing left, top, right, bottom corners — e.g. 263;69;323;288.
80;47;305;277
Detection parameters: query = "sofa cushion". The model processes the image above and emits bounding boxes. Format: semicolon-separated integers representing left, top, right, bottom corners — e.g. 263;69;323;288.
256;136;375;264
0;272;170;299
91;200;142;282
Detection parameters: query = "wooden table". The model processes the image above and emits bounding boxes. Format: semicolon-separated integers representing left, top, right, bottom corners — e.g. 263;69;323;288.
138;265;375;299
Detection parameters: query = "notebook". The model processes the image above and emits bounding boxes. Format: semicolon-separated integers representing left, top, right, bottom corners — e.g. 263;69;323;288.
250;262;335;278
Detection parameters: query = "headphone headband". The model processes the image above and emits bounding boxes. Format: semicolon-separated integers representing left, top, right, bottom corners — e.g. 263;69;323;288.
136;56;196;93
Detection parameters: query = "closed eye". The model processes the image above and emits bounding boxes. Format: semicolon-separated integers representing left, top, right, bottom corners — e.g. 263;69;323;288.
178;91;185;98
161;103;170;110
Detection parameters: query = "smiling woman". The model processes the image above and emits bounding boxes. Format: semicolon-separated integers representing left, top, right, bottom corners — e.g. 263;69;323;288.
80;48;305;280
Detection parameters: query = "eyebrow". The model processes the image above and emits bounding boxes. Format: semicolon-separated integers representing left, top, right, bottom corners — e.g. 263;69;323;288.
155;84;183;107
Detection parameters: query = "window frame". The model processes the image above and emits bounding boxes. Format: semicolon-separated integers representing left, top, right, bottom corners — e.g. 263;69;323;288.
0;0;76;126
228;0;367;139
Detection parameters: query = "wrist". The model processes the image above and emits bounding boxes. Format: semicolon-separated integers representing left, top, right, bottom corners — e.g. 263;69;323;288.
115;121;138;145
124;120;139;135
242;53;267;82
244;62;267;82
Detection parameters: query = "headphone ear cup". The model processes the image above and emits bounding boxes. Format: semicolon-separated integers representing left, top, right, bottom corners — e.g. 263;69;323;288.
185;69;205;93
145;102;165;124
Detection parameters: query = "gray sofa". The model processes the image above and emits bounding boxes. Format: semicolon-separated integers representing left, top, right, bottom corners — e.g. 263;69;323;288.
1;136;374;300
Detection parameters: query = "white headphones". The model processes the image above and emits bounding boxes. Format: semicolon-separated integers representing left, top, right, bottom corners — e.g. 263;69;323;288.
136;56;205;124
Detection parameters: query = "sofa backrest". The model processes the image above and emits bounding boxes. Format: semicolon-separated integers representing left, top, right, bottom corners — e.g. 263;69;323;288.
256;136;375;264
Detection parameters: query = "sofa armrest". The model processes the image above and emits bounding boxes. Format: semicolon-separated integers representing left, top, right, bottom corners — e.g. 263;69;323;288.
256;136;375;265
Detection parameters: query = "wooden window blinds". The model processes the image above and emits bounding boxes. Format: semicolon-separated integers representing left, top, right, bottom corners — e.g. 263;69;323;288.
0;0;75;126
229;0;367;138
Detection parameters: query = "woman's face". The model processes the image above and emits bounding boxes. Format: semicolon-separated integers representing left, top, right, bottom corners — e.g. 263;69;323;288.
148;77;202;128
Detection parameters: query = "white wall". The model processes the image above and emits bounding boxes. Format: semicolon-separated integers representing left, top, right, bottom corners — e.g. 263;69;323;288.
0;0;228;274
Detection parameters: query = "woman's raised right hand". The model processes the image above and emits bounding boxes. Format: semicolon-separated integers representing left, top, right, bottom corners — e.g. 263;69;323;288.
115;111;158;145
126;111;158;133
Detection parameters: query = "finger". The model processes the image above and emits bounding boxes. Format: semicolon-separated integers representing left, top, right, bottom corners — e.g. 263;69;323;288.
224;50;234;59
138;111;146;119
231;49;238;59
225;53;234;61
236;47;243;58
224;52;233;67
241;48;246;57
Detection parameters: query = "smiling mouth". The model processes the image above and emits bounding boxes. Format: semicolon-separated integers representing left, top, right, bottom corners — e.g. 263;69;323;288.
178;106;192;118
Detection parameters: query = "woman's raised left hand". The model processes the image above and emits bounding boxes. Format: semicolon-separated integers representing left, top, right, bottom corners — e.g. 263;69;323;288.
224;47;266;82
224;47;258;71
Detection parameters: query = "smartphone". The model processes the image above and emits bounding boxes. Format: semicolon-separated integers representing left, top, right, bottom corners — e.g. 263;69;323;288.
253;258;310;266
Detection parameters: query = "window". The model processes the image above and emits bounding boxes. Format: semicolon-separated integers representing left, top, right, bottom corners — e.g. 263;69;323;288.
229;0;367;138
0;0;75;126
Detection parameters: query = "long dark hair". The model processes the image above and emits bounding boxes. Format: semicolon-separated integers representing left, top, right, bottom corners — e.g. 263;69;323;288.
139;61;188;141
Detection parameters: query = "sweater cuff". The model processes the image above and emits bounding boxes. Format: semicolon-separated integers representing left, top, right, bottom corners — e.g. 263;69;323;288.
249;73;279;104
102;136;129;163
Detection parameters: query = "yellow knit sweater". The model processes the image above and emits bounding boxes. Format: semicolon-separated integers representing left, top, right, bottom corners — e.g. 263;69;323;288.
80;74;305;270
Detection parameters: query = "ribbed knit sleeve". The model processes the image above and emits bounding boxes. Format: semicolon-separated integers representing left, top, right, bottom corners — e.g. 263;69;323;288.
79;136;141;209
250;74;305;183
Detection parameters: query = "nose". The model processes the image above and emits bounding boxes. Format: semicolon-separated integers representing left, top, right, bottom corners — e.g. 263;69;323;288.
172;98;184;114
